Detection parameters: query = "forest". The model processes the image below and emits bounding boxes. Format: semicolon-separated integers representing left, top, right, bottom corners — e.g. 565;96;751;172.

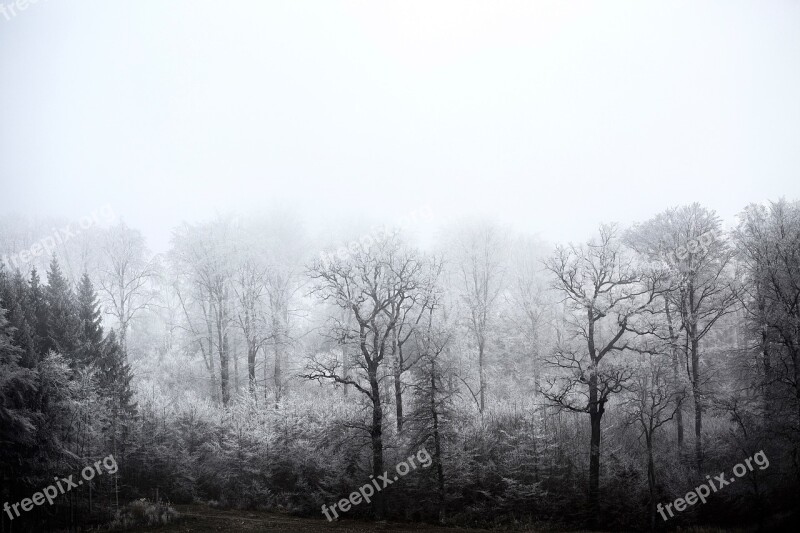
1;199;799;532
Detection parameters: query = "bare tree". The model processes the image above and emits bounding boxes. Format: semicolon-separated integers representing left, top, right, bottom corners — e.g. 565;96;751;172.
266;268;292;405
172;275;219;402
170;219;236;406
628;204;738;468
232;255;270;399
409;298;452;523
384;256;441;431
251;212;307;406
735;200;800;435
505;234;549;397
543;224;661;526
302;234;427;520
450;221;507;414
622;353;680;532
98;222;157;356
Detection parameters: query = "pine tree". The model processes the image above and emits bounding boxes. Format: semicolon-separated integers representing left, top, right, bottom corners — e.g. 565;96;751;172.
45;256;80;361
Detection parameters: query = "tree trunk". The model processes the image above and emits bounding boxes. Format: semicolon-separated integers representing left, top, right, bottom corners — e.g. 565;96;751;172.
342;309;352;397
119;286;128;357
793;342;800;434
218;323;230;406
369;365;385;520
588;375;603;528
393;330;403;432
431;365;446;523
478;338;486;413
646;433;656;532
687;285;703;469
760;311;772;417
674;382;684;449
691;334;702;469
232;337;239;394
247;343;258;398
206;322;219;404
272;309;283;406
665;299;684;449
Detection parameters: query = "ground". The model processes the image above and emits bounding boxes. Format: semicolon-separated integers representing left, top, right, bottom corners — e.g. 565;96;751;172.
135;504;495;532
119;505;746;532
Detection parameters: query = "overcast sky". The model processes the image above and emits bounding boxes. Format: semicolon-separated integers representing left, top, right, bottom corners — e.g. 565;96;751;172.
2;0;799;252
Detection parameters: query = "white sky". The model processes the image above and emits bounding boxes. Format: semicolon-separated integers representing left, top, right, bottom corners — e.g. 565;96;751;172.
2;0;799;252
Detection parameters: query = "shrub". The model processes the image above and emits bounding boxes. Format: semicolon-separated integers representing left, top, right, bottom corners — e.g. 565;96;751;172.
110;499;179;529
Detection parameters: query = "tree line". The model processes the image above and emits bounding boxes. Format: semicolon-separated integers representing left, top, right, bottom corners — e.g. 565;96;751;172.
1;200;798;531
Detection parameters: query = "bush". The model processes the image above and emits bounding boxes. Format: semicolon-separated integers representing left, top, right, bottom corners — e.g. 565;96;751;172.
110;499;179;529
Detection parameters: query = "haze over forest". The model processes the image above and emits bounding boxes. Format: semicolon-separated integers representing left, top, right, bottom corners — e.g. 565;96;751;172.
1;1;799;532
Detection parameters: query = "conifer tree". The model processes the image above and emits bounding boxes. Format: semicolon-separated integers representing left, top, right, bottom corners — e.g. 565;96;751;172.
95;330;137;419
76;272;104;366
28;267;49;356
97;329;137;472
0;305;38;511
10;270;36;367
45;256;80;361
0;267;36;367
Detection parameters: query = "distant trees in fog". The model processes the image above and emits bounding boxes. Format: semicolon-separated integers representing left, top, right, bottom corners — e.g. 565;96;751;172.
1;199;799;530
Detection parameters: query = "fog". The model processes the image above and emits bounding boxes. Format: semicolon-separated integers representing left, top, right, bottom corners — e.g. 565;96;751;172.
2;2;800;532
2;1;798;251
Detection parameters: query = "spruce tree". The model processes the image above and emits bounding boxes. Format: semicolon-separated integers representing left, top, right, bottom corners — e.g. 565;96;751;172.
0;268;36;367
10;270;36;367
76;272;104;366
97;329;137;470
0;305;38;506
0;262;10;312
97;330;136;415
45;256;80;361
28;267;50;356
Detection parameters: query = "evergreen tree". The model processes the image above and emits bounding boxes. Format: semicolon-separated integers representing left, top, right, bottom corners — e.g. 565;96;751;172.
0;305;38;513
10;270;36;367
97;330;136;416
0;305;36;440
0;263;11;314
45;256;80;361
76;272;104;366
97;329;137;476
28;267;50;356
0;267;36;367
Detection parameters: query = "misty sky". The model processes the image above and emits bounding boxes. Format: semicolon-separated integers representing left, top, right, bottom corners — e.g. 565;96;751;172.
2;0;799;252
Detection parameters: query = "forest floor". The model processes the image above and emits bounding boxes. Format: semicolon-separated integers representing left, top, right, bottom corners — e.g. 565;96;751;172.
134;504;499;532
120;504;747;532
